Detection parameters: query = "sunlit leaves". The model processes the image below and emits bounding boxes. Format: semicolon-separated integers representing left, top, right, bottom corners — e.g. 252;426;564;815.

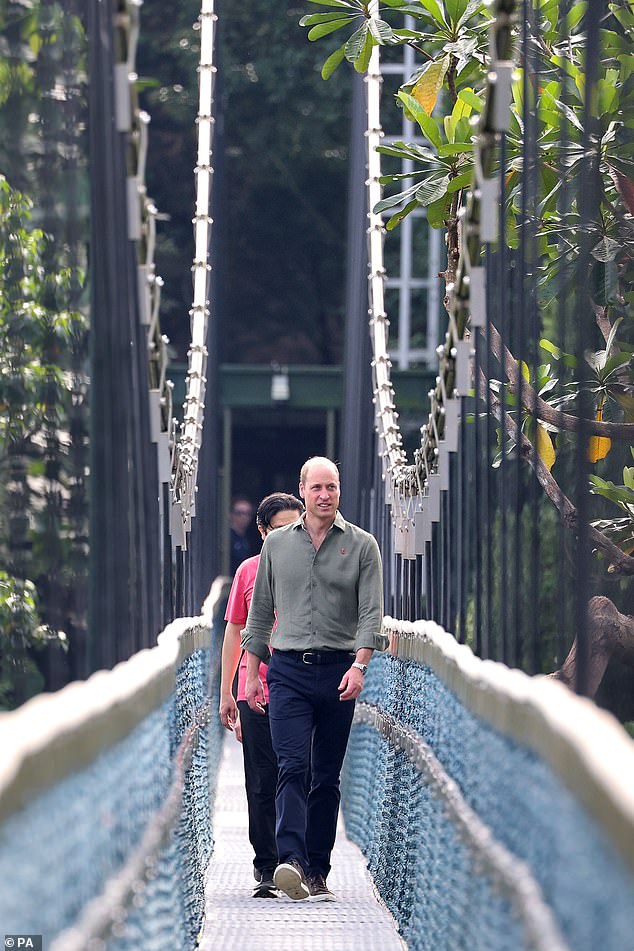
398;90;443;145
411;57;450;114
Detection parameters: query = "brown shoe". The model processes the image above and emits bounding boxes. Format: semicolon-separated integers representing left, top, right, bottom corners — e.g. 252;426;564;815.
307;873;336;902
273;860;310;901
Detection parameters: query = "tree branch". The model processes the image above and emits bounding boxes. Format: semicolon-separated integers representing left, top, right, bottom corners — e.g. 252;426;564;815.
483;372;634;575
488;322;634;439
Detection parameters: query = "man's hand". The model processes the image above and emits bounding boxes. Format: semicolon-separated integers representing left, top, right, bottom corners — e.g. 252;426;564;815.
338;665;365;701
219;693;238;731
245;673;266;714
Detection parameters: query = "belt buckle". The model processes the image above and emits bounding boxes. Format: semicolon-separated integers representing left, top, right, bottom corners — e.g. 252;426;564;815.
302;651;315;665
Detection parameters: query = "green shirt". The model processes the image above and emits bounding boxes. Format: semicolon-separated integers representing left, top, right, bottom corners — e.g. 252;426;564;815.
241;511;386;662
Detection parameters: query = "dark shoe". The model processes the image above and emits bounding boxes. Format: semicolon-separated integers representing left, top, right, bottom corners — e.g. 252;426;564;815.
252;876;278;898
273;860;310;901
307;873;336;902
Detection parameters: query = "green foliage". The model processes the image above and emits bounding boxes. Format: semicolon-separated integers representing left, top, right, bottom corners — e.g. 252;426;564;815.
300;0;490;230
0;174;85;701
0;571;66;710
0;176;84;467
590;448;634;556
303;0;634;565
375;88;479;229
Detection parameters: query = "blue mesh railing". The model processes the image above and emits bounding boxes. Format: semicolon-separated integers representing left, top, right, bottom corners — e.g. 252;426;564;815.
342;618;634;951
0;607;224;950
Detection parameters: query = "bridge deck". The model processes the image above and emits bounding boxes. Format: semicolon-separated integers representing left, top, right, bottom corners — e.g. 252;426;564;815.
199;735;405;951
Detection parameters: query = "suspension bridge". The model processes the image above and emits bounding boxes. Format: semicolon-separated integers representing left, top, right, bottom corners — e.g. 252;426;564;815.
1;0;633;950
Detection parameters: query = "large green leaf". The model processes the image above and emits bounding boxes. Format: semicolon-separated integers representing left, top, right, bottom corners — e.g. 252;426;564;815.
603;351;632;380
457;0;485;25
344;23;368;63
300;12;356;25
426;191;452;228
386;198;419;230
445;0;470;28
377;140;439;163
321;45;346;79
538;340;577;368
368;17;395;43
567;2;587;27
374;181;425;213
416;0;448;26
354;28;374;71
437;142;473;156
457;86;483;111
308;19;353;40
446;169;473;192
397;91;443;147
416;173;451;206
443;94;472;143
589;476;634;510
552;97;584;132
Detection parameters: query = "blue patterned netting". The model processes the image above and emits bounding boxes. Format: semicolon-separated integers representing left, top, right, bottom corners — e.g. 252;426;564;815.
0;630;224;950
342;652;634;951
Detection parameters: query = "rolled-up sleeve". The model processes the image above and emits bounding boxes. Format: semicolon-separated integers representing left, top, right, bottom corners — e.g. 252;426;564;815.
241;544;276;662
355;535;387;652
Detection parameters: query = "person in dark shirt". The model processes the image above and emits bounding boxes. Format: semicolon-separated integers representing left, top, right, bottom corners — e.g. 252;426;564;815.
229;496;257;574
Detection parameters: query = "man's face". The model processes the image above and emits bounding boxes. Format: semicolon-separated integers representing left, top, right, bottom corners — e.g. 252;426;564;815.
299;463;340;521
231;502;253;533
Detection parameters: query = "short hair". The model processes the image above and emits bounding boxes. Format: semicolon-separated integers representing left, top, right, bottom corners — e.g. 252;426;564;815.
256;492;303;529
299;456;340;486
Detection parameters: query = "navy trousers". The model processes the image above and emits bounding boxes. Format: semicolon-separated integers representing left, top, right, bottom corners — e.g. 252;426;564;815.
237;700;278;876
266;650;356;878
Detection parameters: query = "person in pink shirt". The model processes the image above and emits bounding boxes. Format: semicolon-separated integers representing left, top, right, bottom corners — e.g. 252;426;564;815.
219;491;304;898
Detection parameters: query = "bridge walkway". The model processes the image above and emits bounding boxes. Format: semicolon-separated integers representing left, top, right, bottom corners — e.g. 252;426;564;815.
199;733;406;951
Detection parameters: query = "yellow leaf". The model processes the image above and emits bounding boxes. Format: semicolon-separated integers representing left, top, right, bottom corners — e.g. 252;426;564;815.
412;61;448;116
519;360;530;382
587;404;611;463
536;424;556;470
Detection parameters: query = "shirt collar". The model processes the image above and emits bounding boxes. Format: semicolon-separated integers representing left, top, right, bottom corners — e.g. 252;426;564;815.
294;511;346;532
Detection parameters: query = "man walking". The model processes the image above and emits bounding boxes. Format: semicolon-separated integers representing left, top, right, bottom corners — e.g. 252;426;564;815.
219;492;304;898
242;456;385;902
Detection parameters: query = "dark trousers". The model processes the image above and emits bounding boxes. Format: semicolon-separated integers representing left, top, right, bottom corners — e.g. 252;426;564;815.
237;699;278;876
266;650;356;878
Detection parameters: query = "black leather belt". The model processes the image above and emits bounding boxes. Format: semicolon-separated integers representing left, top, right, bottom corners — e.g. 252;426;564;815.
280;650;355;666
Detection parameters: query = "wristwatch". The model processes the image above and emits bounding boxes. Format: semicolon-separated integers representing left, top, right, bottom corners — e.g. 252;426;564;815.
351;661;368;675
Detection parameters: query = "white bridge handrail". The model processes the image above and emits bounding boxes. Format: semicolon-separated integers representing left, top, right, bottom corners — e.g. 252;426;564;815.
0;615;211;825
384;616;634;875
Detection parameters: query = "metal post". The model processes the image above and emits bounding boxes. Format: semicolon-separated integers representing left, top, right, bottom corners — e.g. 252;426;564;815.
222;406;232;575
340;71;373;527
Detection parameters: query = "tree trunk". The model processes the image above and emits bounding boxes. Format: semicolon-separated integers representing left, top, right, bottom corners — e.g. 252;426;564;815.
551;596;634;720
